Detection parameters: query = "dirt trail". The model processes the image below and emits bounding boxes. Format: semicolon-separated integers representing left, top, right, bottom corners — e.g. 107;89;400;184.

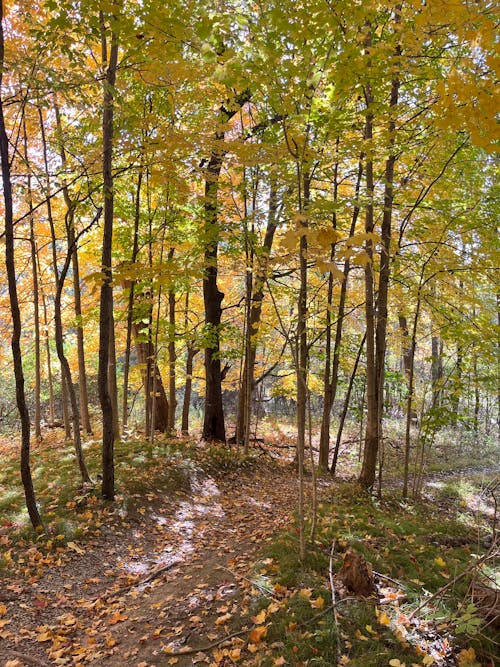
1;460;309;667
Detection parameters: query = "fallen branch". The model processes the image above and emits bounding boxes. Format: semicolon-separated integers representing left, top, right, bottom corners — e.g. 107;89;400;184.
92;559;182;601
408;545;499;621
374;570;404;587
329;540;342;665
7;651;50;667
162;628;249;656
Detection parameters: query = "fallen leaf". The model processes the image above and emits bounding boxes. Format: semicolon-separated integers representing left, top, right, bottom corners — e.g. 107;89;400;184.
67;542;85;555
310;596;324;609
248;625;267;643
252;609;266;624
215;612;232;625
378;612;391;626
108;611;128;625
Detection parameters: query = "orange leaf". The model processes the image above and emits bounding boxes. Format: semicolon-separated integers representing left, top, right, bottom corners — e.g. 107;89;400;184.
248;625;267;643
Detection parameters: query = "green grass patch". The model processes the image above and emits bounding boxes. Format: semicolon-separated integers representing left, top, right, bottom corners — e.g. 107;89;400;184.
248;482;497;666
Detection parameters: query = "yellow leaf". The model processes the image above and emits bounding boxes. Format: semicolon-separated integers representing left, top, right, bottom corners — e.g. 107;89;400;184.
422;656;434;666
389;661;405;667
273;583;287;597
0;603;7;615
67;541;84;555
36;631;52;642
434;557;446;568
310;596;325;609
248;625;267;643
457;647;479;667
274;659;286;666
355;629;369;641
252;609;266;624
281;229;298;252
108;611;128;625
378;612;391;626
215;612;232;625
247;643;258;653
298;588;312;599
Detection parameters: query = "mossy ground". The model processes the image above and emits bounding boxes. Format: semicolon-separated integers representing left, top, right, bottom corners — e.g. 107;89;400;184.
245;480;498;666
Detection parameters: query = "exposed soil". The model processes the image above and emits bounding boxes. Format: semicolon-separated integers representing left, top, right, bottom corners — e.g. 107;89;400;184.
0;458;312;667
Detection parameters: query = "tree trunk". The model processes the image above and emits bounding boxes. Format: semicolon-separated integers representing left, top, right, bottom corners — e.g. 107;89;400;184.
108;311;120;439
359;81;378;489
122;169;142;432
40;287;55;425
0;1;42;529
296;171;310;562
168;249;177;433
202;93;250;442
202;132;226;442
71;225;92;434
402;289;422;498
330;333;366;475
46;108;91;483
23;119;41;440
319;159;363;469
235;178;278;445
132;321;170;432
53;104;93;435
99;9;119;500
360;24;400;488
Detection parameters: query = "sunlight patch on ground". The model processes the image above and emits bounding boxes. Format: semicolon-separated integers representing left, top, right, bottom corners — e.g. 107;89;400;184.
121;474;224;579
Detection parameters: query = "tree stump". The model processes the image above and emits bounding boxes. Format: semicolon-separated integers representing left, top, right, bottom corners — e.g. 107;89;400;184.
336;548;376;597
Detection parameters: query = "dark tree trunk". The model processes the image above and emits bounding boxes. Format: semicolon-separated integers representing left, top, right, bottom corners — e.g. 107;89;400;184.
132;322;170;432
0;1;42;529
182;344;198;436
54;104;93;435
202;135;226;442
360;25;400;488
359;83;378;489
319;159;363;469
330;334;366;475
235;178;278;445
202;92;250;442
23;120;41;440
99;10;119;499
122;169;142;432
168;249;177;433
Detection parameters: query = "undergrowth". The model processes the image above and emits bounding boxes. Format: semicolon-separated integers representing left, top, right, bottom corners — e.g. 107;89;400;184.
247;483;498;666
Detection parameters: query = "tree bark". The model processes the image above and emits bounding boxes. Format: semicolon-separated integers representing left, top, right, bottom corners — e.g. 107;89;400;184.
99;9;119;499
202;92;250;442
122;169;142;432
23;119;41;440
54;104;93;436
202;129;227;442
319;159;363;469
0;0;42;529
132;321;170;432
235;178;278;446
330;333;366;475
360;20;400;488
168;249;177;433
296;171;310;561
359;79;378;489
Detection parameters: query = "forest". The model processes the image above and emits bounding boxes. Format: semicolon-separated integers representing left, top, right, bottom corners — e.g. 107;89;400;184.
0;0;498;665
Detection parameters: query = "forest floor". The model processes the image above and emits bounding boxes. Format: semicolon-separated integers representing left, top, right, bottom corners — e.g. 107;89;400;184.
0;428;498;667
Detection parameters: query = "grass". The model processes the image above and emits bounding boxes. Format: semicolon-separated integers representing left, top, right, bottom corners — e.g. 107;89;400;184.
246;482;498;666
0;432;258;567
